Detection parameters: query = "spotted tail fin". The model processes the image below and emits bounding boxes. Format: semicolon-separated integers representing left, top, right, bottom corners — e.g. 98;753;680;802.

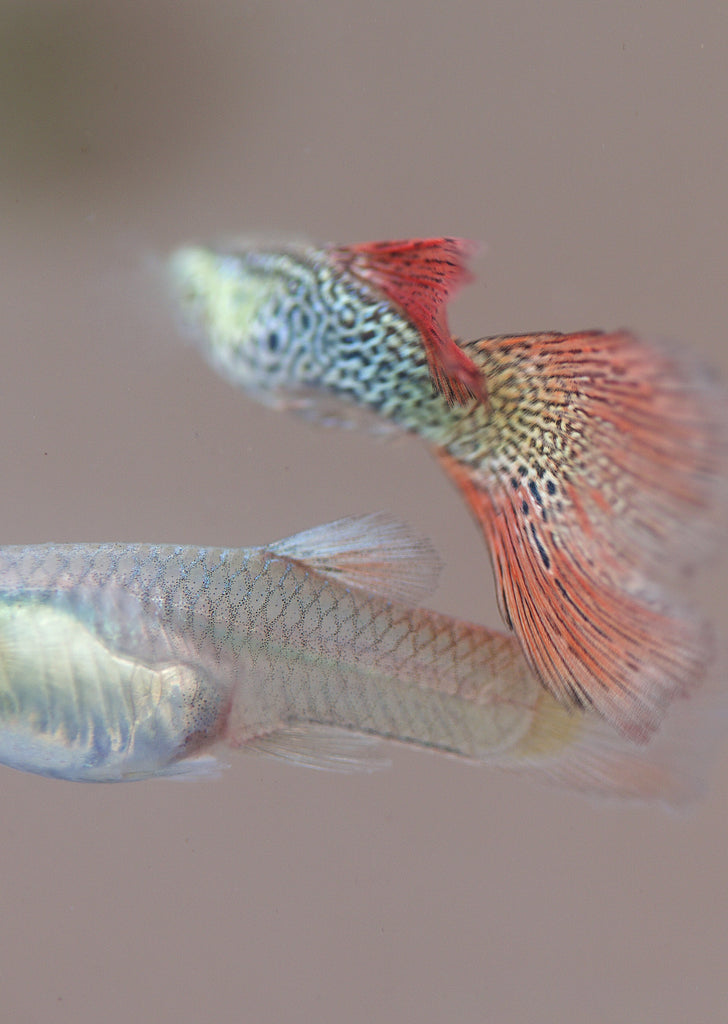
437;330;728;739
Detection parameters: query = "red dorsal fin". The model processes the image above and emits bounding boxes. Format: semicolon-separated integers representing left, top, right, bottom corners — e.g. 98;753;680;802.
327;238;486;406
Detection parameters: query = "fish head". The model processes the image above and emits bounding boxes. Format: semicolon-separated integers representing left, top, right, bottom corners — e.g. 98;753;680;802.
168;243;329;405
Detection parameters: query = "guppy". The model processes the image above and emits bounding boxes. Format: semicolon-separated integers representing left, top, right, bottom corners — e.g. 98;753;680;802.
0;514;699;798
168;237;728;742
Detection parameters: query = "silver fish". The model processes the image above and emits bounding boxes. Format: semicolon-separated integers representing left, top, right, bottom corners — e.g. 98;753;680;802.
0;514;710;800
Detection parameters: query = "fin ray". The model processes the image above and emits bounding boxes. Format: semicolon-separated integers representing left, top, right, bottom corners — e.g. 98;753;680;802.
327;238;485;405
506;683;728;806
269;512;442;606
439;450;711;739
246;724;389;773
145;756;226;781
435;330;727;738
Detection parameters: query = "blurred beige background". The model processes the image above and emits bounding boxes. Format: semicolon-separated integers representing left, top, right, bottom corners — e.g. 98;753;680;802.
1;2;727;1021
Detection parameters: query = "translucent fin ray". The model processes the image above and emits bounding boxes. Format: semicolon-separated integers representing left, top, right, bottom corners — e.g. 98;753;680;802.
246;724;389;773
269;512;442;605
507;683;728;806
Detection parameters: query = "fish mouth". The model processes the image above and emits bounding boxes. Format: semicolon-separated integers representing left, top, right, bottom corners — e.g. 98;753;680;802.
168;246;217;310
168;246;261;364
167;246;212;331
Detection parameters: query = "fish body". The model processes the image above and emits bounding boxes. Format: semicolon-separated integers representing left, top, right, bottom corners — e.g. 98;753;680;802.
169;238;728;741
168;238;481;411
0;516;529;782
0;515;701;799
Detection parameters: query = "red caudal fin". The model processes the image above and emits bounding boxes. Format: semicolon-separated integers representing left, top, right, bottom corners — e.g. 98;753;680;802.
436;329;728;739
327;238;485;406
442;450;711;740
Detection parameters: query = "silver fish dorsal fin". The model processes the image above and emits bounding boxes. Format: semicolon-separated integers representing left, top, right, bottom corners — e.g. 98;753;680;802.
267;512;441;606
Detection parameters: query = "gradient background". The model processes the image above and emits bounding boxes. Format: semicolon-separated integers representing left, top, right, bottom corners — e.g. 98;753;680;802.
1;3;727;1021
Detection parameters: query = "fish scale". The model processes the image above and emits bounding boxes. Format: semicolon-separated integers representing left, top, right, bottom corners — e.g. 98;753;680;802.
0;520;565;783
0;515;699;799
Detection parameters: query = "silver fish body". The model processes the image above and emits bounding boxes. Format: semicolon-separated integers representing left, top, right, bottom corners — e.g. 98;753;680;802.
0;516;711;801
0;518;547;783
